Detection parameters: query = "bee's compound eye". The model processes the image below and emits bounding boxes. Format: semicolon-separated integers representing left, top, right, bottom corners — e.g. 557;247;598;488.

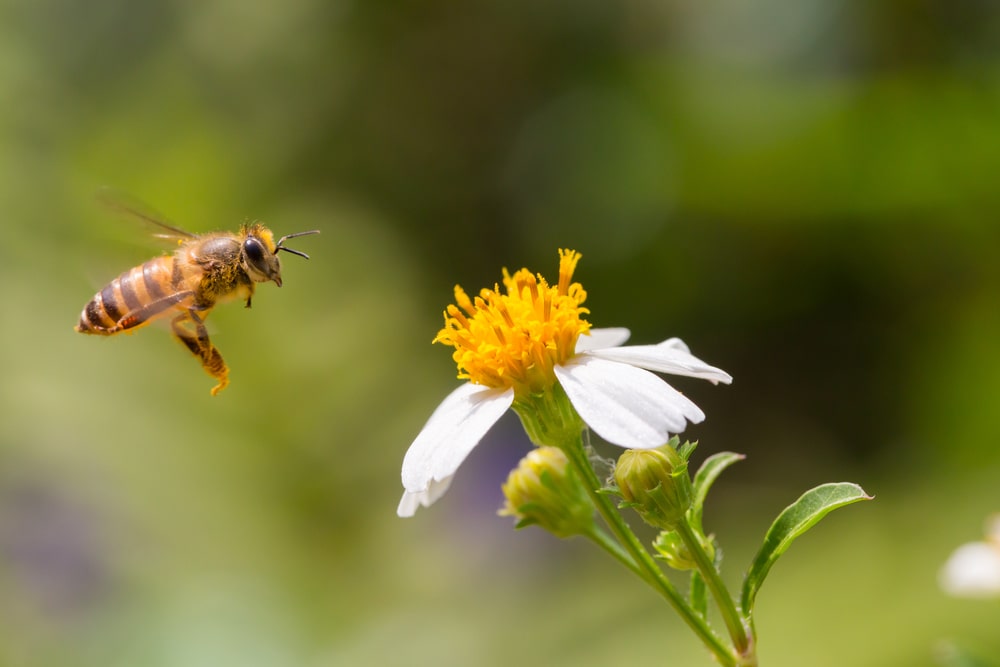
244;238;266;267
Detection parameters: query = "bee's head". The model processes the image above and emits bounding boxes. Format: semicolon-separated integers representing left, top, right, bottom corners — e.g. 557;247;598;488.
241;224;319;287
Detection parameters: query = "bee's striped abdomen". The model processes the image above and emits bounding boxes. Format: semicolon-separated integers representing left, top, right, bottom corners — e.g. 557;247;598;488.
76;256;182;334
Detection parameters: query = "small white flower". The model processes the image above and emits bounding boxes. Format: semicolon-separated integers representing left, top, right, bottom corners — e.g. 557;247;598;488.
939;515;1000;597
397;250;731;517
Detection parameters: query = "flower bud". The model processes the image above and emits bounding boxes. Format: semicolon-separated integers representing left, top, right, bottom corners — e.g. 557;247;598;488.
499;447;595;539
614;445;693;530
653;529;715;571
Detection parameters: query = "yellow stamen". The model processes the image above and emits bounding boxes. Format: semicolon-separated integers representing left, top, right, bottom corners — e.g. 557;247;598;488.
434;250;591;395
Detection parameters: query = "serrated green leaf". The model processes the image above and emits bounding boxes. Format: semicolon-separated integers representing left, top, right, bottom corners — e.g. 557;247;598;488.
690;452;745;530
740;482;872;613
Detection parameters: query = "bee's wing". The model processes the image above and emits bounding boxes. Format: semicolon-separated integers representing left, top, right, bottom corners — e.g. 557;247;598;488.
97;187;196;242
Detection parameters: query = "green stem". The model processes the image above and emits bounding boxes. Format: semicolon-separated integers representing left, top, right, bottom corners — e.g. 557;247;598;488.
561;434;737;667
674;518;754;663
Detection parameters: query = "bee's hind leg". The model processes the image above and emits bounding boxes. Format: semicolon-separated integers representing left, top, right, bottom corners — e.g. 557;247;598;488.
171;310;229;395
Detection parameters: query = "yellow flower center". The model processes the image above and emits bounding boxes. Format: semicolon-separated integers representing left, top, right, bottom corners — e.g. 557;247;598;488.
434;249;591;395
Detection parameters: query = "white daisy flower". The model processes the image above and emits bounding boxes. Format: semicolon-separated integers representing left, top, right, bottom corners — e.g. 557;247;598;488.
398;250;732;517
940;515;1000;597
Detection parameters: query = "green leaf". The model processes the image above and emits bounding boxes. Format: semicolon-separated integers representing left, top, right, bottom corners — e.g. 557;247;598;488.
690;452;745;530
740;482;872;614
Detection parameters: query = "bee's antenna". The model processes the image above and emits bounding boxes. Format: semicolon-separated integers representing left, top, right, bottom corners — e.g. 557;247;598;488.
275;230;320;259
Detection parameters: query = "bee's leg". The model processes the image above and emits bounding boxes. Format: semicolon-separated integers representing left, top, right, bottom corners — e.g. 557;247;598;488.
170;310;229;395
244;284;256;309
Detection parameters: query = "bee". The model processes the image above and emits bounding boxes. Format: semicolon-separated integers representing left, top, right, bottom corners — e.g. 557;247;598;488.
75;196;319;395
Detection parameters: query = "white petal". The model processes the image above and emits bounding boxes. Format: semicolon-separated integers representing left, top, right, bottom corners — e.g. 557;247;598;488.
586;337;733;385
575;327;631;353
940;542;1000;597
397;477;453;518
554;356;705;450
398;382;514;517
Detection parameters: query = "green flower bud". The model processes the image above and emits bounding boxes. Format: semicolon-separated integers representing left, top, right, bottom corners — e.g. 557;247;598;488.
653;530;696;570
614;445;693;530
653;530;716;571
499;447;595;539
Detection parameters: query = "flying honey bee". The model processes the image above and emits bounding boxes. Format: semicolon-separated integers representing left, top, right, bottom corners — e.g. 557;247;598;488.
75;195;319;395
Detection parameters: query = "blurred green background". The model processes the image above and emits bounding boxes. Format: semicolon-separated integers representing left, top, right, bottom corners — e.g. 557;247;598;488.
2;1;1000;665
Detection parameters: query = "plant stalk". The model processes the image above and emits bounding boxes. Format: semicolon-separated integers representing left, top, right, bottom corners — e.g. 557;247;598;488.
562;434;738;667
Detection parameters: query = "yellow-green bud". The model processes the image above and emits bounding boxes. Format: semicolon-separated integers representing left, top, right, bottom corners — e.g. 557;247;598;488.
614;445;693;530
499;447;595;539
653;530;715;571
